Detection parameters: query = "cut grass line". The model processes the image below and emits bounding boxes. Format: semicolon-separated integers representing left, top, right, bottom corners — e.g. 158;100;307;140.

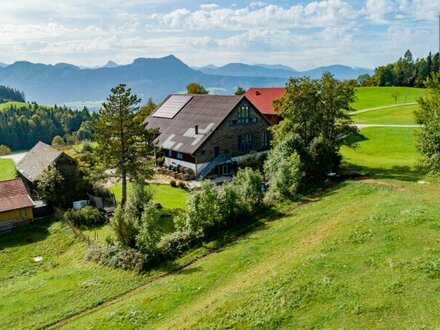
349;102;417;115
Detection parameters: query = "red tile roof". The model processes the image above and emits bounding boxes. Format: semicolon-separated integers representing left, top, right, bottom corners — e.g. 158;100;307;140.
0;178;34;213
245;87;286;115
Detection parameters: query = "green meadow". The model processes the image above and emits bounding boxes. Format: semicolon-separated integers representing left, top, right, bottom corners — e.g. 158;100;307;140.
351;104;418;125
352;87;424;110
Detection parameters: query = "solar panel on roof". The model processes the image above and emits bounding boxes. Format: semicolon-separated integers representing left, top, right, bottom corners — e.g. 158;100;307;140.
153;95;193;119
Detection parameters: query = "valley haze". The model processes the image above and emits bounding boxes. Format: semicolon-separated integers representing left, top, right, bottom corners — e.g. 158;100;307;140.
0;55;372;107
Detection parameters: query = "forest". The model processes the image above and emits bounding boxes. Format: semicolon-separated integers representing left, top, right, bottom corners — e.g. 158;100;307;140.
0;85;25;103
0;103;96;150
358;50;440;87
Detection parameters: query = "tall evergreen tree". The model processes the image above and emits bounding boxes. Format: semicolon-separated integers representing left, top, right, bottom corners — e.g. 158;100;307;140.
93;84;155;206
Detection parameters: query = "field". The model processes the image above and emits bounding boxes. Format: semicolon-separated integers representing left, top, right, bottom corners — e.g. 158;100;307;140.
0;158;16;180
341;127;421;181
2;86;439;329
352;87;424;110
351;104;417;125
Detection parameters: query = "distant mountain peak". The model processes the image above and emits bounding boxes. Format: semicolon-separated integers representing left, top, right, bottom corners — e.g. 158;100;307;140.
102;60;119;68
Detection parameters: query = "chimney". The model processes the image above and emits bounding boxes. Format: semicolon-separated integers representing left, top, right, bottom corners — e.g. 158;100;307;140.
195;124;199;134
256;90;261;96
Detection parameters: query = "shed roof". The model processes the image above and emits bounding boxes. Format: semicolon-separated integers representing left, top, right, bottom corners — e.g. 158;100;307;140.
0;178;34;213
145;94;244;154
245;87;286;115
16;141;63;183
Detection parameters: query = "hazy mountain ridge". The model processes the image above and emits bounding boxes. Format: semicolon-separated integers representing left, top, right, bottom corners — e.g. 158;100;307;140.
0;55;372;105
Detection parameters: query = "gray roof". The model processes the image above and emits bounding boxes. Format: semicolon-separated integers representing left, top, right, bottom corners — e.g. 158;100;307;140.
146;94;244;155
16;141;63;183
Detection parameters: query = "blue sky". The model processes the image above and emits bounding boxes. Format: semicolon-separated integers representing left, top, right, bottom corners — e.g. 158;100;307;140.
0;0;439;70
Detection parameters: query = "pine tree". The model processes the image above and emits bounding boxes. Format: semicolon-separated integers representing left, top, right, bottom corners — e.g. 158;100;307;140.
93;84;155;206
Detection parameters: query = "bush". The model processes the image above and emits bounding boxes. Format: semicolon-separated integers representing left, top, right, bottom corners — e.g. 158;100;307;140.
177;181;186;189
264;136;303;202
135;201;163;255
170;180;177;187
0;144;11;156
86;245;149;273
64;206;105;227
111;206;139;249
158;230;195;258
231;168;265;214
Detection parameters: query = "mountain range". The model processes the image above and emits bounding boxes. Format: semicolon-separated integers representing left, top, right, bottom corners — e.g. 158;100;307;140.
0;55;372;107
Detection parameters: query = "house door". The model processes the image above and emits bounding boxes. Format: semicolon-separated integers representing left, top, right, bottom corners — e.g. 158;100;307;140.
221;164;229;175
214;146;220;157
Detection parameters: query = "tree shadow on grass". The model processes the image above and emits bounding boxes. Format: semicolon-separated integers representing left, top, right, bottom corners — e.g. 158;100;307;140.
0;216;54;250
345;164;425;182
343;133;369;148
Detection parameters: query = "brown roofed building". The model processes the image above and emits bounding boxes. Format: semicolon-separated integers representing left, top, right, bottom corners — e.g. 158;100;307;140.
16;141;77;191
0;178;34;232
146;94;271;178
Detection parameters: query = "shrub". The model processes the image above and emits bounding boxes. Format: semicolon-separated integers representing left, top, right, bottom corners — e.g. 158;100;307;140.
135;201;163;255
170;180;177;187
176;181;221;237
111;206;139;249
264;137;303;202
63;206;105;227
231;168;265;214
51;135;65;148
158;230;195;258
177;181;186;189
125;181;152;221
0;144;11;156
86;245;149;273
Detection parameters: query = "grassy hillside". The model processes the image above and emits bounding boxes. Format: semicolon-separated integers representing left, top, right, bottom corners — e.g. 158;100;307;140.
351;104;417;125
0;158;16;180
61;179;440;329
0;185;189;330
0;101;28;110
352;87;424;110
341;127;421;181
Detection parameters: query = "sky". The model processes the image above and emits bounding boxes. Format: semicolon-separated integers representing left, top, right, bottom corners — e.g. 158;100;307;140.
0;0;439;70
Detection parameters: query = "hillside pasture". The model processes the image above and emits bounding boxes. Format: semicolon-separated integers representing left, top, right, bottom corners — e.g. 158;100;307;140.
0;101;28;110
61;179;440;329
351;104;417;125
352;87;424;110
341;127;421;181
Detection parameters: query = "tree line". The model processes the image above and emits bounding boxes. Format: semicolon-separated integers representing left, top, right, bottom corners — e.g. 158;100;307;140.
0;85;25;103
357;50;440;87
0;103;96;150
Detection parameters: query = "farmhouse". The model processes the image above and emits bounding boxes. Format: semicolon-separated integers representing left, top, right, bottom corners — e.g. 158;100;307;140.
16;141;77;192
145;94;271;178
0;178;34;232
244;87;286;124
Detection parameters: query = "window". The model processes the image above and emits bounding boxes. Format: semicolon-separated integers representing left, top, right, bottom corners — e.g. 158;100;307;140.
262;131;270;148
238;134;254;152
200;149;206;155
176;152;183;160
166;149;172;157
19;208;26;219
238;106;250;124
